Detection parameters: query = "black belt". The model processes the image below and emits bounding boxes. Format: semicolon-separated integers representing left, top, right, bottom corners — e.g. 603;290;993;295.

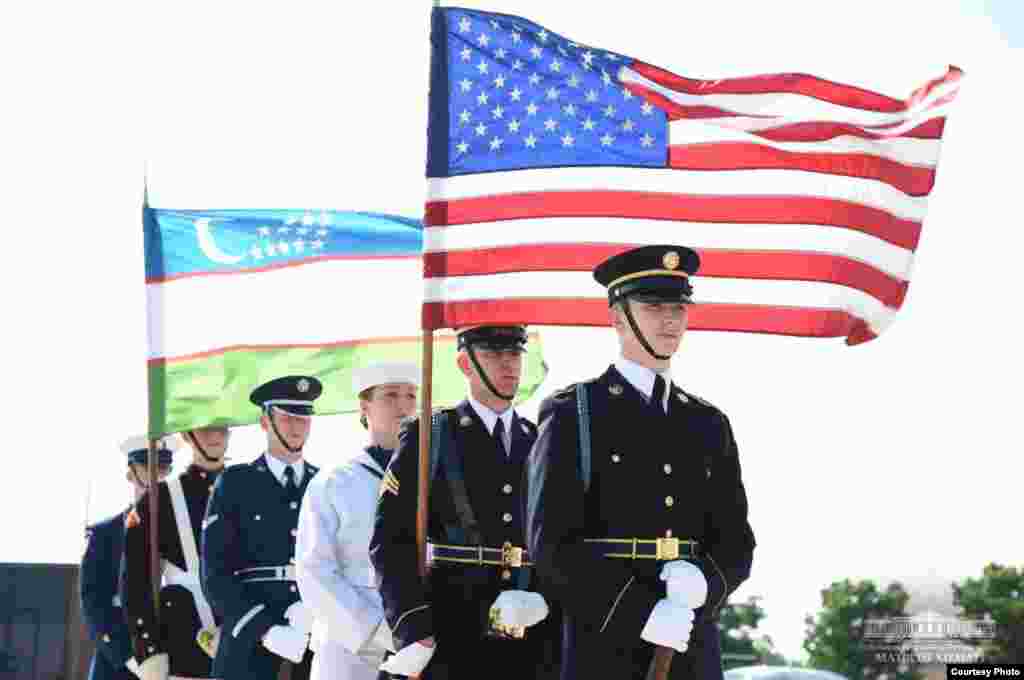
427;541;533;568
586;537;700;561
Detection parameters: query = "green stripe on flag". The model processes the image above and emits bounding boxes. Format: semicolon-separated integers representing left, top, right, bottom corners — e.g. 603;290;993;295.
147;334;548;437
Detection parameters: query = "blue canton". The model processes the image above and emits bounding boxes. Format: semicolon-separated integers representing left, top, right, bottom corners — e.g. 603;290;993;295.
439;8;668;176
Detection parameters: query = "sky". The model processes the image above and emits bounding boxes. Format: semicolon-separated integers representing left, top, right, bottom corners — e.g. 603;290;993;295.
3;0;1022;663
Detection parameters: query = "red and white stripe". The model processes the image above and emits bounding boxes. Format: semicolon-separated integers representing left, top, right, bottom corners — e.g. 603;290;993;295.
424;66;961;344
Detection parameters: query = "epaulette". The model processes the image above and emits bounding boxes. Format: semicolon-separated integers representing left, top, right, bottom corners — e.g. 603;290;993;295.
399;406;450;430
676;387;716;409
548;381;585;403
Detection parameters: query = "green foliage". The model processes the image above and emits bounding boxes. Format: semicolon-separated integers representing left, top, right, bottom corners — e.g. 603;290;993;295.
803;579;920;680
953;563;1024;663
718;596;790;669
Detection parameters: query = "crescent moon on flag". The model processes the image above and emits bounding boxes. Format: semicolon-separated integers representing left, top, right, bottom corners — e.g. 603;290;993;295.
195;218;245;265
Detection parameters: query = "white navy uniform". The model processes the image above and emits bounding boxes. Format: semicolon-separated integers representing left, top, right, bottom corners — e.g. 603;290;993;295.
296;446;395;680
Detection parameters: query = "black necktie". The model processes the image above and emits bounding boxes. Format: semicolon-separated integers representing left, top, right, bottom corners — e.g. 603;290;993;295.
493;418;508;458
651;374;667;415
283;465;298;496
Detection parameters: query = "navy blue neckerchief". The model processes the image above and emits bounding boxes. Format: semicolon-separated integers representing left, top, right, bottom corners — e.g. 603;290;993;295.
359;445;393;479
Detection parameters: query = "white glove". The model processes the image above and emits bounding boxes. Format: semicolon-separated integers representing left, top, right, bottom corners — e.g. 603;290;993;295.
490;590;550;628
126;654;168;680
640;599;695;653
660;560;708;609
367;619;396;653
262;625;309;663
284;601;314;635
379;641;435;676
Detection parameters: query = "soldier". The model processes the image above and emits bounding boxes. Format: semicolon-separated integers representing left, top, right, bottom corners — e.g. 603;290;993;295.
525;245;757;680
295;362;419;680
81;436;176;680
121;426;231;680
201;376;323;680
370;325;558;679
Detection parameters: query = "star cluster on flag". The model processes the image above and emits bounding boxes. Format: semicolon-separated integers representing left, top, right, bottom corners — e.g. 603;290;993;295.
445;9;667;174
225;211;332;263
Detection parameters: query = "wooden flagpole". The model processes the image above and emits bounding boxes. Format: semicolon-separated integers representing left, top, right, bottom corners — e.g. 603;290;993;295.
417;0;441;581
146;439;161;611
416;330;434;578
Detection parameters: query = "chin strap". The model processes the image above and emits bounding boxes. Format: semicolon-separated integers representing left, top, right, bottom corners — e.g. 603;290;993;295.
186;431;225;465
466;345;516;401
267;407;305;454
621;299;671;361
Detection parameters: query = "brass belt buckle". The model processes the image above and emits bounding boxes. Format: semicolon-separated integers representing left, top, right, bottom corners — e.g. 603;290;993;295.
501;541;524;568
655;537;680;560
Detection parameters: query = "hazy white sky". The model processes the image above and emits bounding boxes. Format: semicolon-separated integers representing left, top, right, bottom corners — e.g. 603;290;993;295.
3;0;1021;661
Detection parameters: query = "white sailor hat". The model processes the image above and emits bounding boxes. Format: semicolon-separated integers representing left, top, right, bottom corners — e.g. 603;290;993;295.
353;362;420;396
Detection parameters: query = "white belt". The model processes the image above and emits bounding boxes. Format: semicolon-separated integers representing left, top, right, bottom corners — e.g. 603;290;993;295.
163;561;202;589
234;565;297;581
162;561;216;630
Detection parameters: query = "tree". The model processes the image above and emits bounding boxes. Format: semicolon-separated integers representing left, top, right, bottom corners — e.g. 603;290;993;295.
953;563;1024;663
803;579;921;680
718;595;790;669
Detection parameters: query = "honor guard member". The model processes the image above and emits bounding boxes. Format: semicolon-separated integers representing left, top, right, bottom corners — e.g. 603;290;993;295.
525;245;756;680
370;325;558;680
201;376;323;680
121;426;231;680
81;436;175;680
295;362;419;680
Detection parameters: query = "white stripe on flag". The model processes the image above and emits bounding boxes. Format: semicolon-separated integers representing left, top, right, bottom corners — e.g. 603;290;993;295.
423;218;914;280
147;258;422;359
426;168;928;222
423;271;896;333
699;103;953;138
620;65;960;127
669;120;941;168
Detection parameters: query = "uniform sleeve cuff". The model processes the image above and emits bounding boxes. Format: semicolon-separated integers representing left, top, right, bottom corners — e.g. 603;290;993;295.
230;604;279;652
393;605;433;650
697;554;728;620
598;576;663;642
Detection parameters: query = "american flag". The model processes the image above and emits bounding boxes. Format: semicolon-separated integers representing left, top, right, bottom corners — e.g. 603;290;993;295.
422;7;962;344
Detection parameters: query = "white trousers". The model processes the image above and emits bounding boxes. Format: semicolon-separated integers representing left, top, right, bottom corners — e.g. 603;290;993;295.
310;640;387;680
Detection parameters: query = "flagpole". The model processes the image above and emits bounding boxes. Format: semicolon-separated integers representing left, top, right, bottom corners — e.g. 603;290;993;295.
416;330;434;578
416;0;440;581
146;438;161;611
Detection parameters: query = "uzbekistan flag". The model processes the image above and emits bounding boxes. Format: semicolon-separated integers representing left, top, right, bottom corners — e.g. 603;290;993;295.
423;7;962;345
144;207;548;437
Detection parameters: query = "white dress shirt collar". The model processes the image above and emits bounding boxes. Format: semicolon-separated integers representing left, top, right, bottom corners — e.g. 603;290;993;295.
467;397;515;455
614;356;672;412
264;452;305;487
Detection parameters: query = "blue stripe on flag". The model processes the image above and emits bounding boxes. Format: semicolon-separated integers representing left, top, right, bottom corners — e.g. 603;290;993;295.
434;7;668;177
144;209;423;280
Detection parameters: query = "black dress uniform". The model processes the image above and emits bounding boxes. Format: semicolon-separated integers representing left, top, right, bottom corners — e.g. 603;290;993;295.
370;398;561;679
200;376;322;680
525;245;756;680
81;511;136;680
82;439;175;680
122;463;221;677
